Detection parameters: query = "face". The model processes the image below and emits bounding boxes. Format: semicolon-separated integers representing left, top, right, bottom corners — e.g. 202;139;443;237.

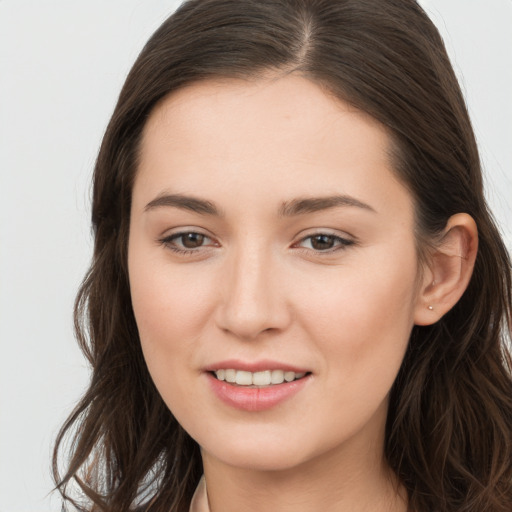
128;75;426;473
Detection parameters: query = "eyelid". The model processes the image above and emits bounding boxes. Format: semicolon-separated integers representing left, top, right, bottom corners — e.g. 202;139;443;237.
292;229;356;252
158;227;219;254
157;227;355;256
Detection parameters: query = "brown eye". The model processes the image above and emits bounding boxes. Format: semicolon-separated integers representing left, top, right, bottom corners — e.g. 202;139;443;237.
297;233;354;252
180;232;206;248
161;231;214;253
310;234;336;250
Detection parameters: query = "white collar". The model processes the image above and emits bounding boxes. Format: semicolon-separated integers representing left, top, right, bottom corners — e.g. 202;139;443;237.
189;476;210;512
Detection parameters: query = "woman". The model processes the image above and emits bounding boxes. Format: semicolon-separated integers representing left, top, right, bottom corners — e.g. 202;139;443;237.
53;0;512;511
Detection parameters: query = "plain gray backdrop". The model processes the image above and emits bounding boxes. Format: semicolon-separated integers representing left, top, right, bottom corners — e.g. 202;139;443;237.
0;1;511;510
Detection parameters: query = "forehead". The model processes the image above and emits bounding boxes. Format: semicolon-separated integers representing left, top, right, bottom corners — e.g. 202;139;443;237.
142;75;388;158
135;74;412;219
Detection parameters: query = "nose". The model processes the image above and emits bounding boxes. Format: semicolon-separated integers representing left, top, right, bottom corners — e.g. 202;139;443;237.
215;244;291;340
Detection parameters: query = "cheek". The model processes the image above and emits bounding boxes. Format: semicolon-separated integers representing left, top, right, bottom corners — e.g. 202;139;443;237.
293;246;419;380
128;244;217;399
128;236;215;341
129;271;209;426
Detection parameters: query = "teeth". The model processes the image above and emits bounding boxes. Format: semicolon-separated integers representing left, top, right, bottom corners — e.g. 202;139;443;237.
271;369;284;384
225;369;236;383
284;371;295;382
235;370;252;386
213;369;307;386
253;370;271;386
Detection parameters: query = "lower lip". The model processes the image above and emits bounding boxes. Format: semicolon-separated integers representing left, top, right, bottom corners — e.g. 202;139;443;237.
206;373;310;412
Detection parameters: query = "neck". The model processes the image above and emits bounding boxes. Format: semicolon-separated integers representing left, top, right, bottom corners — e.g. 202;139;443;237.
201;426;408;512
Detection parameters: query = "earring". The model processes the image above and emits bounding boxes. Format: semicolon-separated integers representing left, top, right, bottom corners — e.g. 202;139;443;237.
428;305;434;311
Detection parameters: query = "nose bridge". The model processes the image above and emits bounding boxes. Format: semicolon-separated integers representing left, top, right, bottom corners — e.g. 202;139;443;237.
216;238;288;339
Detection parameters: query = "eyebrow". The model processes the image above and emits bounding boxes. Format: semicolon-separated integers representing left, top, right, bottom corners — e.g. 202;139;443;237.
144;193;376;217
279;195;376;216
144;194;221;216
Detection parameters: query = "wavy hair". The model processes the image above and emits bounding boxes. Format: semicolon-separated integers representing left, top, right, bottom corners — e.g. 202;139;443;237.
53;1;512;511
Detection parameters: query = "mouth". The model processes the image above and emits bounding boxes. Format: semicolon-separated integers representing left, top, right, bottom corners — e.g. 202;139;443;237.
211;369;309;387
206;364;312;411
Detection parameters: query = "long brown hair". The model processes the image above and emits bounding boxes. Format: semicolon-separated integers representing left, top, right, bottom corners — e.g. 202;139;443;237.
53;1;512;511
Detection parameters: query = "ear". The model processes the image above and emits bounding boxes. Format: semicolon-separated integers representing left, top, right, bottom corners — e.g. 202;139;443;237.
414;213;478;326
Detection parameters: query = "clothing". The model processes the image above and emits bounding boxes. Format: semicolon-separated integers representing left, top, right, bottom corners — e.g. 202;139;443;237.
190;476;209;512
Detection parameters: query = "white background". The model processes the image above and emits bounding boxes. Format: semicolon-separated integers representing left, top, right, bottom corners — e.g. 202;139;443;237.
0;1;511;510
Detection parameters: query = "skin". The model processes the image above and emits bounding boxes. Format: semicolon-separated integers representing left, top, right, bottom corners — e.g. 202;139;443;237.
128;74;478;512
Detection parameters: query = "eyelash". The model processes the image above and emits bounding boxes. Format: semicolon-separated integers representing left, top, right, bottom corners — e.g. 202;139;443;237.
293;233;355;253
159;231;216;255
159;230;355;256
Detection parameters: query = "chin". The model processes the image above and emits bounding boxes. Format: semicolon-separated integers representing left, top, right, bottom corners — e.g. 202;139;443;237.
205;444;310;472
196;425;334;473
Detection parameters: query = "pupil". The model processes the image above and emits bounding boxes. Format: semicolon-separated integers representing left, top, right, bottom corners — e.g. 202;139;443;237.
312;235;334;250
182;233;204;248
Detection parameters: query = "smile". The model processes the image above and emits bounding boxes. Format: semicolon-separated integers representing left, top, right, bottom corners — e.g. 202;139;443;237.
213;369;307;386
207;368;311;412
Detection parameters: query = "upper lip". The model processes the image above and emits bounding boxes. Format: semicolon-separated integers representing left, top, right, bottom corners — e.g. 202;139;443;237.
203;359;310;373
